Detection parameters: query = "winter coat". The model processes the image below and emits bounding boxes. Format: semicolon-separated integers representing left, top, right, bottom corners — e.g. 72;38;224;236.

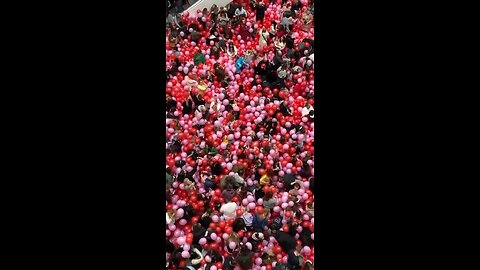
237;250;254;270
252;214;268;232
275;231;297;253
263;198;277;210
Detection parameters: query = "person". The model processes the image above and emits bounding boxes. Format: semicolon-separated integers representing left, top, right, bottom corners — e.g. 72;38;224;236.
301;10;314;32
280;16;293;33
232;217;246;232
277;62;288;80
187;245;204;268
291;0;303;15
274;36;286;50
263;190;277;210
259;169;273;186
235;5;247;18
255;1;267;22
193;49;205;65
227;42;238;56
166;208;176;225
210;4;219;22
235;56;246;73
258;27;269;49
225;232;240;254
247;232;264;252
236;245;254;270
252;209;269;232
241;210;254;231
287;249;302;270
218;7;229;27
304;260;314;270
289;180;303;196
222;183;236;202
269;21;278;38
274;230;296;253
183;178;195;191
220;200;238;218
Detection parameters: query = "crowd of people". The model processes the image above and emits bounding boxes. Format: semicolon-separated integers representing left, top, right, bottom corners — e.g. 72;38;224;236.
165;0;315;269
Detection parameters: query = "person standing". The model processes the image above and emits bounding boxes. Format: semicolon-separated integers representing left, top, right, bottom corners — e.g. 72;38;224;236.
255;1;267;22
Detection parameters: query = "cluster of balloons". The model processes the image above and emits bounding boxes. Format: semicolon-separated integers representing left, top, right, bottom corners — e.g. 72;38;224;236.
166;0;314;269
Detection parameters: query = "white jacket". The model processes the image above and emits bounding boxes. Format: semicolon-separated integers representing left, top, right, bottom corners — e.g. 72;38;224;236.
220;202;238;218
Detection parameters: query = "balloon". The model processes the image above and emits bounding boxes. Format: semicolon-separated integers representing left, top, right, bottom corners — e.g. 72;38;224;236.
182;250;190;258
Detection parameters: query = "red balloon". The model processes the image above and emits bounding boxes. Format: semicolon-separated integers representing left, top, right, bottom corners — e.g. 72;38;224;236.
273;245;282;254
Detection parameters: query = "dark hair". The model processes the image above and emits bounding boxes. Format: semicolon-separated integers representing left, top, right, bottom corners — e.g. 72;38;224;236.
208;250;223;263
239;244;250;254
232;218;246;232
264;191;273;200
171;247;184;265
166;239;175;254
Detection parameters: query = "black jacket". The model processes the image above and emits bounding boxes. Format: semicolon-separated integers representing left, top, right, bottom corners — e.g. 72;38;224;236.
237;250;254;270
255;4;266;21
182;99;193;115
275;231;297;253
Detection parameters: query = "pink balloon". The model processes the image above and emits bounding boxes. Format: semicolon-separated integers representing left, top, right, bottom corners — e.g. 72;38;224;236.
176;208;184;218
229;241;237;249
199;238;207;245
181;250;190;258
212;215;219;222
177;237;185;245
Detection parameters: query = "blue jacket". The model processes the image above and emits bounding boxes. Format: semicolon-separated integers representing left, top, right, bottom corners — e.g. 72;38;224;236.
252;214;267;232
236;57;245;72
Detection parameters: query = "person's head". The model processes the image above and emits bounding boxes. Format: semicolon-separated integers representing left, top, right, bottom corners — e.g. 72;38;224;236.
228;232;240;243
171;248;184;265
259;209;270;219
225;183;234;190
306;201;314;209
304;261;314;270
232;218;246;232
208;249;223;263
293;182;301;190
264;191;273;200
239;244;250;254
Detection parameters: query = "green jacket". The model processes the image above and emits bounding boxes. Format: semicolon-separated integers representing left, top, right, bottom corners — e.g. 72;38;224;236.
166;173;173;185
193;53;205;66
